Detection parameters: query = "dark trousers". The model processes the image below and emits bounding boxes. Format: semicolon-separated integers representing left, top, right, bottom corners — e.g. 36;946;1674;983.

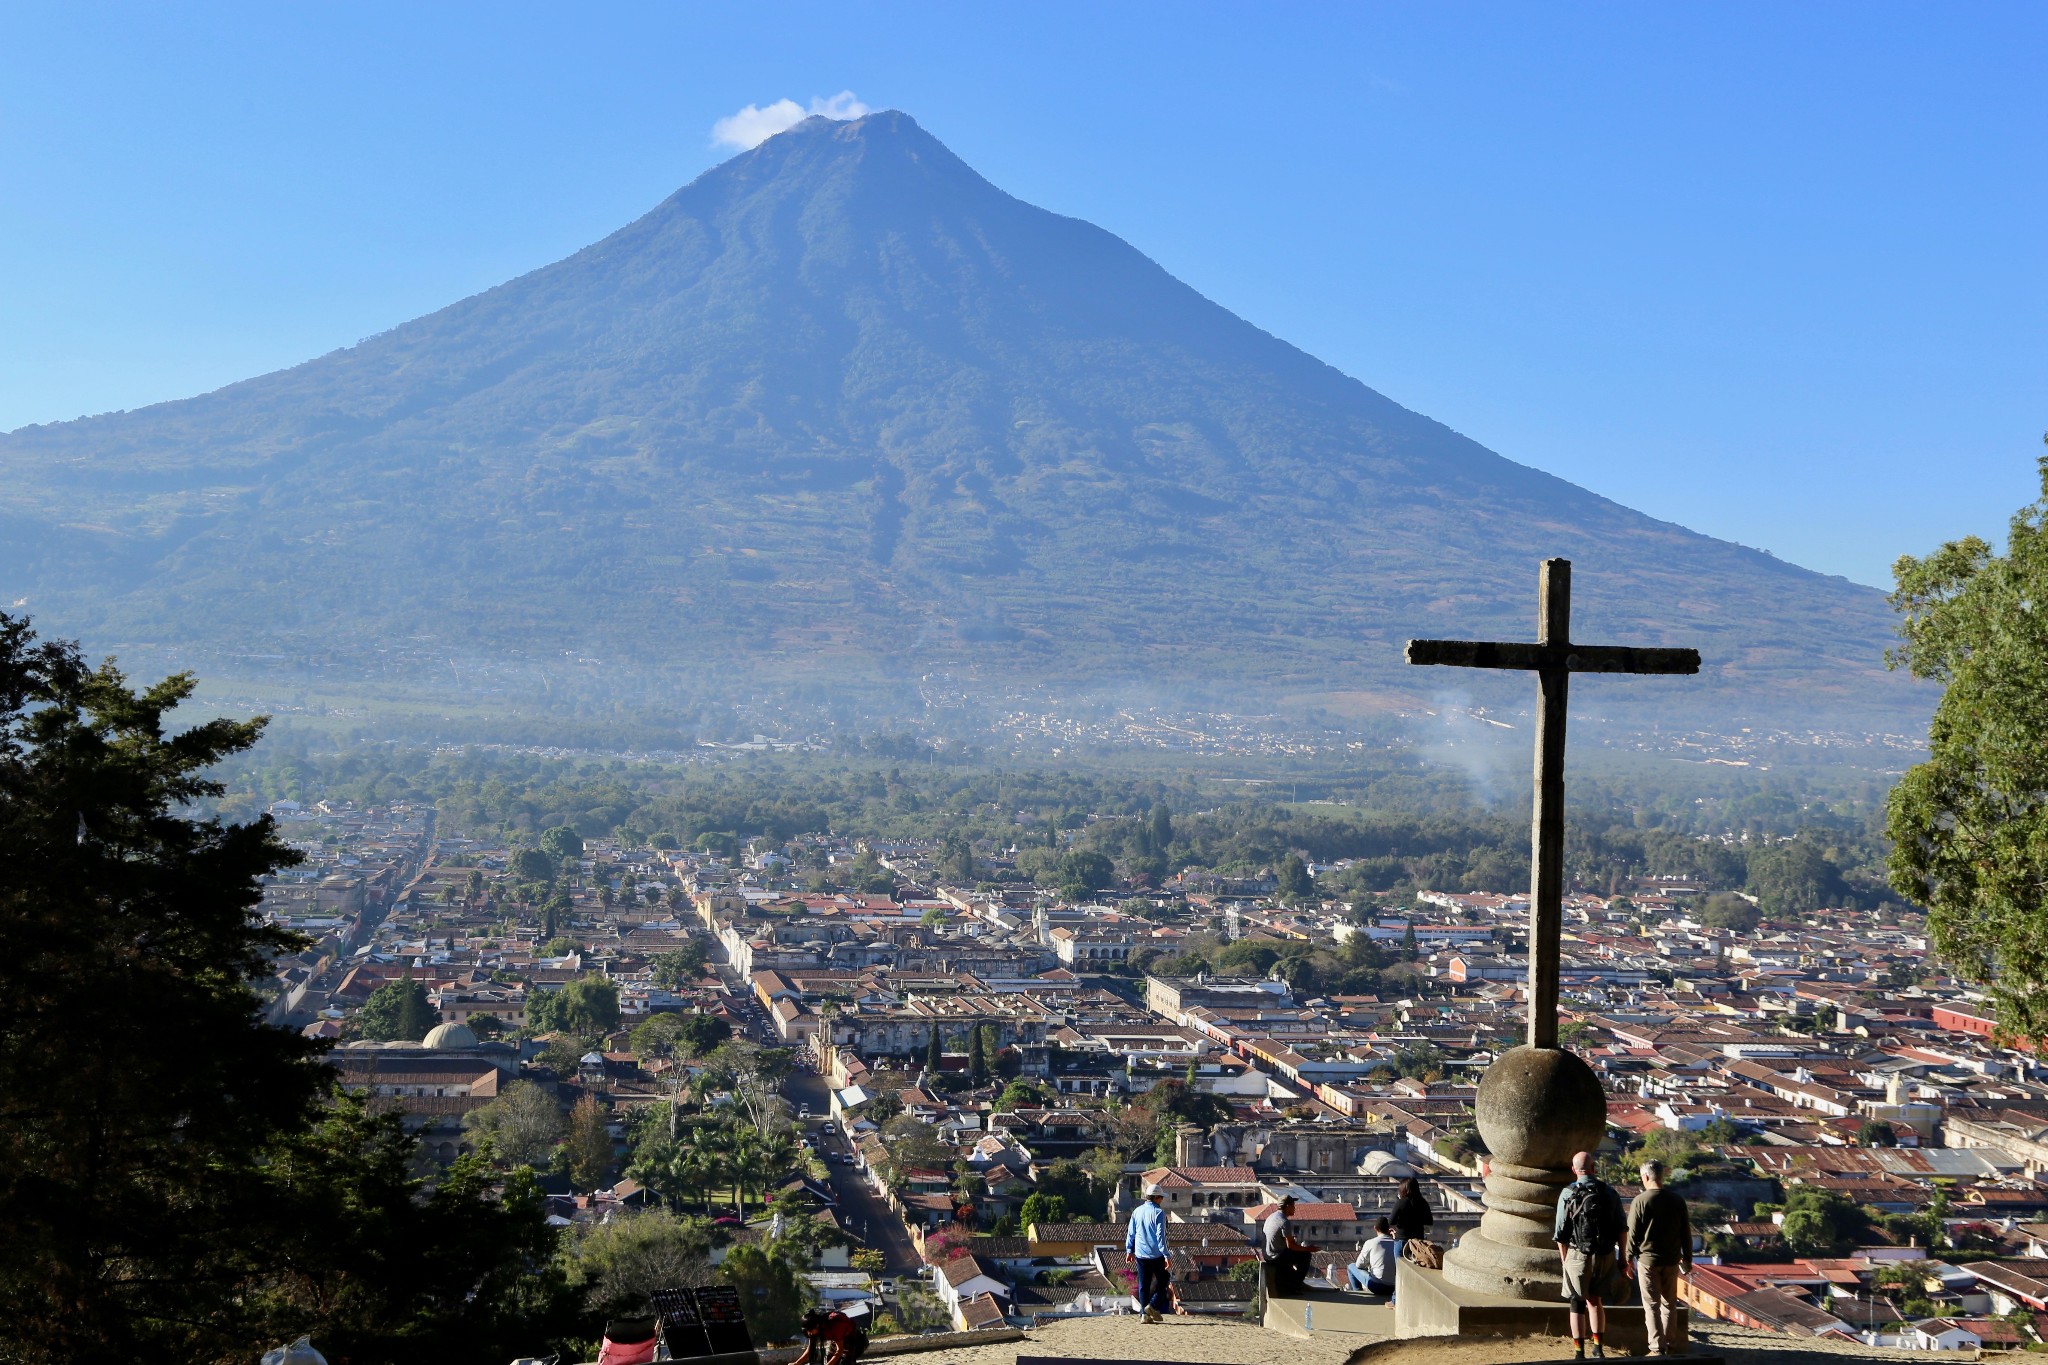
1137;1256;1171;1314
1264;1249;1312;1297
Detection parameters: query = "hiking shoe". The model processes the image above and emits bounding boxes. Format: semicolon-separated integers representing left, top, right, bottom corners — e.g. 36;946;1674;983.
1143;1309;1162;1323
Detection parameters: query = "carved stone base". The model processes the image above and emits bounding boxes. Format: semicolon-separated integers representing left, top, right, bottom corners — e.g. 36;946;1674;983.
1444;1044;1607;1302
1441;1159;1573;1297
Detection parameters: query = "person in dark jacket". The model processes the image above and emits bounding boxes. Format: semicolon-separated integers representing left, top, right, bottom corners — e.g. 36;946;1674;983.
1389;1176;1433;1261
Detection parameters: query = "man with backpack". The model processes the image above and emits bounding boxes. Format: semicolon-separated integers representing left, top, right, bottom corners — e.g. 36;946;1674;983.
1552;1150;1625;1361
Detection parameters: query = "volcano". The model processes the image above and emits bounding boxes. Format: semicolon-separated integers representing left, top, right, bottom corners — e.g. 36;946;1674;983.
0;111;1918;735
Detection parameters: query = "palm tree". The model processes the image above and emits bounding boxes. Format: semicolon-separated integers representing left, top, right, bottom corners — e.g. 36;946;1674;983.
753;1130;799;1208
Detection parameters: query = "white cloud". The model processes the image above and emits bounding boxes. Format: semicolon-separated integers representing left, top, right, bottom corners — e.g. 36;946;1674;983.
710;91;871;151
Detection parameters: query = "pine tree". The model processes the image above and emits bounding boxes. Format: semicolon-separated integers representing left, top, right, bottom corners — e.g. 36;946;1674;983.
970;1025;990;1084
1149;802;1173;853
926;1026;943;1074
0;619;580;1360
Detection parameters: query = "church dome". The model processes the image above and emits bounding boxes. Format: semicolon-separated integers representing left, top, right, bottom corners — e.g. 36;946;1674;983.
422;1021;478;1049
1361;1150;1416;1178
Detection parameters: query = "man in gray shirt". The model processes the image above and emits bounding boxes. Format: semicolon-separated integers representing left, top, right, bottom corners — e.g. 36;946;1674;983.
1261;1195;1314;1297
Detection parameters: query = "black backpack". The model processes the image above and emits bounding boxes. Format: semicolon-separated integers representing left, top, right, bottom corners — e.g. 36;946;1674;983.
1559;1179;1621;1254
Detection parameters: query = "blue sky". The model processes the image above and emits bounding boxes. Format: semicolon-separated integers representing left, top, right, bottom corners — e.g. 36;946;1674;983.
2;3;2041;589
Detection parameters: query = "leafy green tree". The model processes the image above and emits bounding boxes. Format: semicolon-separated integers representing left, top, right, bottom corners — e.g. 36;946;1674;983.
626;1010;684;1064
1887;452;2048;1038
539;825;585;863
513;847;557;881
676;1012;734;1056
529;975;622;1037
650;942;710;989
1746;838;1849;916
1697;893;1762;931
1393;1043;1448;1081
699;1040;792;1136
1276;852;1313;900
936;832;974;883
1054;849;1114;900
1213;940;1279;975
995;1078;1048;1112
925;1026;943;1074
1017;1191;1069;1228
877;1114;953;1188
1138;1077;1233;1130
1858;1119;1899;1148
465;1078;570;1168
357;972;435;1041
1778;1186;1869;1256
247;1101;582;1362
1779;1208;1839;1258
558;1207;714;1318
718;1243;814;1344
568;1094;615;1192
847;847;895;894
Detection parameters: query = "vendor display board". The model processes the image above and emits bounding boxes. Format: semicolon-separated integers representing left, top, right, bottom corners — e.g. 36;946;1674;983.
648;1288;710;1360
691;1285;755;1357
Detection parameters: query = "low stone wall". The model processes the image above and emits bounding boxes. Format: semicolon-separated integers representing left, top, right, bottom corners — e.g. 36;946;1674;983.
578;1326;1027;1365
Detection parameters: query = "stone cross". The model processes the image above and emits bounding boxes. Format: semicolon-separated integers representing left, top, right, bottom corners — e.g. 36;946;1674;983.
1406;558;1698;1049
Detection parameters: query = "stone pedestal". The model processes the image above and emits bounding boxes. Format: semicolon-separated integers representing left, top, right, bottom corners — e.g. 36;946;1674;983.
1441;1044;1607;1300
1395;1261;1692;1357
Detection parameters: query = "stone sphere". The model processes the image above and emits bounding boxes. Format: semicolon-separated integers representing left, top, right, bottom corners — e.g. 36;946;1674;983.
1473;1044;1607;1169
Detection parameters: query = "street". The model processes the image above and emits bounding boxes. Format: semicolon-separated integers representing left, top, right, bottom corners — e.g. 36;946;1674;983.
782;1066;925;1276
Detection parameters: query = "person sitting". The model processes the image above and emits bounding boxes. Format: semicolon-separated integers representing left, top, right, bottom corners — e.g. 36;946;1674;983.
1346;1217;1400;1296
1390;1175;1433;1261
1261;1195;1315;1297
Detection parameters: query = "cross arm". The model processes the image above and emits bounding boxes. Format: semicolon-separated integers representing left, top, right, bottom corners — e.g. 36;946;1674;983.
1405;639;1701;675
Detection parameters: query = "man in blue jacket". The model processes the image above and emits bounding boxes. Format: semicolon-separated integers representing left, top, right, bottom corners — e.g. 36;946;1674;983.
1124;1187;1172;1323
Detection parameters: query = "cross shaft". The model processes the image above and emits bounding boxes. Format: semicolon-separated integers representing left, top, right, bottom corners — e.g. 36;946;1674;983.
1406;559;1700;1048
